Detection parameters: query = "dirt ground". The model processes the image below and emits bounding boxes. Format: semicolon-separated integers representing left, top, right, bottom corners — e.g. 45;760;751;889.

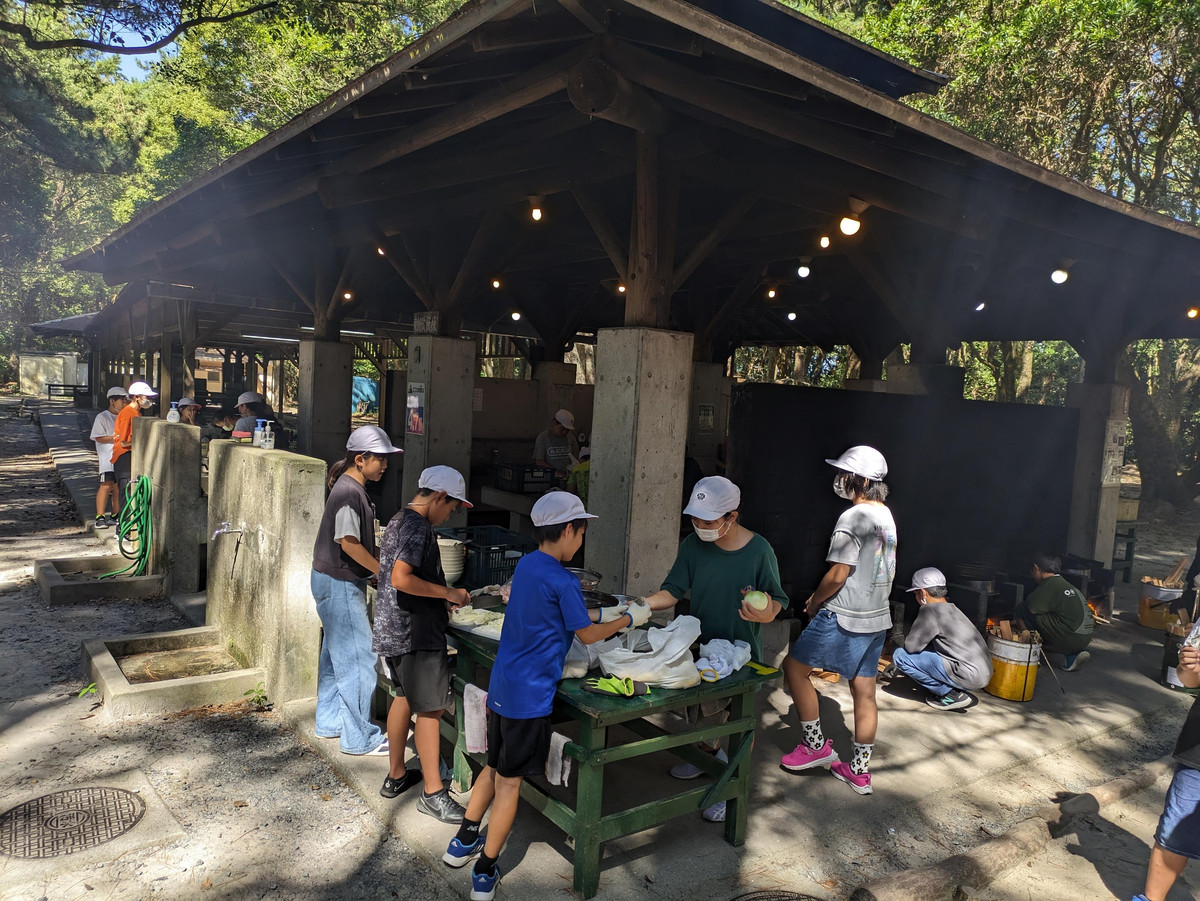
0;402;454;901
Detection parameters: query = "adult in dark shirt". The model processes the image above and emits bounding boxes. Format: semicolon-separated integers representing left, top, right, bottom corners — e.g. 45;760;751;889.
1133;641;1200;901
1015;551;1094;671
310;425;401;757
373;465;473;823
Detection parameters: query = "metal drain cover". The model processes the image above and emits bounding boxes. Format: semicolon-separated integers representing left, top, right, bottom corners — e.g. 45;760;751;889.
0;787;146;858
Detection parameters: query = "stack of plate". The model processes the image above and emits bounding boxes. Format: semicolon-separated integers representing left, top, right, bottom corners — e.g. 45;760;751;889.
438;537;466;586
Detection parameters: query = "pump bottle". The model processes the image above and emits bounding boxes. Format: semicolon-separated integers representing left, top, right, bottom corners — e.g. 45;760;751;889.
166;402;180;423
252;419;266;447
261;421;275;450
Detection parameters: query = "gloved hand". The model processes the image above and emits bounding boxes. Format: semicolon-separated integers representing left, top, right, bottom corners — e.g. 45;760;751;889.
624;600;652;629
599;603;630;624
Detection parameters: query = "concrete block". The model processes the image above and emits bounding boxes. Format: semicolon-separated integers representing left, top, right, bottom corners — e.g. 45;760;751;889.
36;556;164;605
588;328;694;596
82;625;266;719
134;418;206;596
207;442;326;703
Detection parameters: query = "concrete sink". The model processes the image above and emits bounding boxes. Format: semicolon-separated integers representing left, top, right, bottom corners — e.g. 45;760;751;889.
36;556;164;606
82;626;266;718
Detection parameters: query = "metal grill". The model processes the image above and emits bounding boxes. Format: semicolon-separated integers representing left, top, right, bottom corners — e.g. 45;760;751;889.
0;787;146;858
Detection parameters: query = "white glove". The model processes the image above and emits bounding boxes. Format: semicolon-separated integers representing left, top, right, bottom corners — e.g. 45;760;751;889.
599;603;629;624
625;600;652;629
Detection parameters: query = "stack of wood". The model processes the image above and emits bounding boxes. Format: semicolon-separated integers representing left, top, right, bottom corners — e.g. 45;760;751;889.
986;619;1041;644
1169;606;1194;639
1144;556;1190;589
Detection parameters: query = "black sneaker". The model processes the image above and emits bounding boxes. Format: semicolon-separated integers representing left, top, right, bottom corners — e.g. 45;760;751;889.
380;770;422;799
926;689;972;711
879;662;898;681
417;789;466;823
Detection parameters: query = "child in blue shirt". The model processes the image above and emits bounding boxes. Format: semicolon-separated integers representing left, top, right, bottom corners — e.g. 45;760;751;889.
443;491;648;901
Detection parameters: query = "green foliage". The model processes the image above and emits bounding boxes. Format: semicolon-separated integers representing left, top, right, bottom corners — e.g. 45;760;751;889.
77;681;98;697
243;680;269;709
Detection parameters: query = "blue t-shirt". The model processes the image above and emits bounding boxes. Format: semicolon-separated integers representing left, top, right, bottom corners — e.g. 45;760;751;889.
487;550;591;719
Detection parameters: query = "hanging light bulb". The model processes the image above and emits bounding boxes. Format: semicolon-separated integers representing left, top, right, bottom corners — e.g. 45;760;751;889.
767;287;777;299
342;291;353;300
975;302;986;312
787;311;797;321
839;216;861;236
510;311;521;321
1189;307;1199;319
376;246;386;256
1051;258;1074;284
797;256;811;278
491;278;502;289
819;235;831;249
617;284;626;294
528;195;544;222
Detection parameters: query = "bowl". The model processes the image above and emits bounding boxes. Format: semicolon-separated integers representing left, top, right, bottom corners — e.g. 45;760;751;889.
566;567;602;590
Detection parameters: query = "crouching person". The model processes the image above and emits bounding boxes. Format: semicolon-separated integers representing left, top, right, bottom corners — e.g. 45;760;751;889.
445;492;642;900
889;567;992;711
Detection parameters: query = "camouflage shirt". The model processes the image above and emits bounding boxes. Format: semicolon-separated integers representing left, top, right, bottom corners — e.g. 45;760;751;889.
371;508;447;656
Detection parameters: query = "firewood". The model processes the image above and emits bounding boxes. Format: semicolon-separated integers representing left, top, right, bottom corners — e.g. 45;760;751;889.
999;621;1013;641
1165;557;1189;588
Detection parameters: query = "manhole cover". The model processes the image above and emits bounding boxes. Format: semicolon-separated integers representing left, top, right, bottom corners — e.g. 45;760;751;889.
0;787;146;858
729;893;824;901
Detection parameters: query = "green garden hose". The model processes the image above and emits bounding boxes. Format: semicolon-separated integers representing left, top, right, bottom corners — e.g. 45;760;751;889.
101;475;152;578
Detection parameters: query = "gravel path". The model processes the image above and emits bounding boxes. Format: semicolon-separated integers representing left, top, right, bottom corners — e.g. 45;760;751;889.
0;402;454;901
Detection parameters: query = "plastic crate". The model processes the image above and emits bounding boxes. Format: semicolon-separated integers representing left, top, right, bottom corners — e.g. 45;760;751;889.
492;463;554;494
436;525;537;588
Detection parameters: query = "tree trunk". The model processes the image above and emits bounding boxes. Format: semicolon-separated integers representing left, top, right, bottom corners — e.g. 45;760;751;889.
996;341;1034;402
1120;353;1193;506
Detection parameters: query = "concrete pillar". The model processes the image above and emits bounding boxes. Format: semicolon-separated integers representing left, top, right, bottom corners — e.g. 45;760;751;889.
588;328;693;595
1065;382;1129;567
400;335;475;530
688;362;732;476
297;338;353;464
134;418;206;596
534;360;579;432
207;442;326;703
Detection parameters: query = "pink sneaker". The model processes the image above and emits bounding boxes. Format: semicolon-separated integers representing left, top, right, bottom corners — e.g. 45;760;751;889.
830;760;872;794
780;739;836;772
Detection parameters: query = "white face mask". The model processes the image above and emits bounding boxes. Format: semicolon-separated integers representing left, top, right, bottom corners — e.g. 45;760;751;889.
833;473;853;500
693;517;732;543
138;397;152;409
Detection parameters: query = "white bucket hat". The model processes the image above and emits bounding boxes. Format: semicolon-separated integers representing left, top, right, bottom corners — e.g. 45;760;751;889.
531;491;596;527
683;476;741;520
826;445;888;481
418;465;473;508
346;425;402;455
906;567;947;592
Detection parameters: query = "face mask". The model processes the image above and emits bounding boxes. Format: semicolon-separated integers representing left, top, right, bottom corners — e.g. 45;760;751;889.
693;517;731;543
221;423;233;432
833;473;853;499
138;397;152;409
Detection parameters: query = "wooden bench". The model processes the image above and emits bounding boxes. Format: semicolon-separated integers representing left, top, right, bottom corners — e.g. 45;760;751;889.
1113;523;1136;583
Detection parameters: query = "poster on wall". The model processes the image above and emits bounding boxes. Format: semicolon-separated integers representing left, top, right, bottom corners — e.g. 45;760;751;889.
697;403;715;435
406;382;425;435
1101;417;1126;487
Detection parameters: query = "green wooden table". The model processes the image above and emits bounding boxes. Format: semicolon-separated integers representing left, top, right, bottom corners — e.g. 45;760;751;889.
443;627;779;899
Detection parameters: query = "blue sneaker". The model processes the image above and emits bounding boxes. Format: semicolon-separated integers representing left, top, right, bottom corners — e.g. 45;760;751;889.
470;862;501;901
443;833;485;868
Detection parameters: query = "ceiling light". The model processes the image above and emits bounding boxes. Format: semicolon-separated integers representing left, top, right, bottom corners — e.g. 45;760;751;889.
787;311;797;321
617;284;626;294
1189;308;1199;319
510;311;521;321
767;287;777;299
491;278;501;289
376;247;386;256
819;235;831;249
838;216;861;236
797;256;811;278
975;302;986;312
301;326;374;337
529;195;544;222
342;291;353;300
1051;258;1074;284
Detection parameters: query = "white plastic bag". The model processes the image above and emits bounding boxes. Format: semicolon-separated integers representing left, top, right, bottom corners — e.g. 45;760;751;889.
562;637;591;679
597;615;702;689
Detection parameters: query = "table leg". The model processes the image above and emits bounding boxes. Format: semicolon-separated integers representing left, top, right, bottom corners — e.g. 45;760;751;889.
724;688;754;846
573;718;607;899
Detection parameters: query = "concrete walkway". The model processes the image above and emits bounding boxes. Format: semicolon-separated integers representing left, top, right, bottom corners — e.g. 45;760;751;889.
15;398;1198;900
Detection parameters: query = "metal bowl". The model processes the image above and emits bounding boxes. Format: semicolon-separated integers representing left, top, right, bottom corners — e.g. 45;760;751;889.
583;588;620;609
566;567;602;590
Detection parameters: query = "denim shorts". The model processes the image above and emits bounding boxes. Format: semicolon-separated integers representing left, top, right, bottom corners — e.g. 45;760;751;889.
790;607;886;679
1156;764;1200;859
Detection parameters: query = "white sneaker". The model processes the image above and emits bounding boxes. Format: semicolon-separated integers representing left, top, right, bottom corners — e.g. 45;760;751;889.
670;747;727;780
702;800;726;822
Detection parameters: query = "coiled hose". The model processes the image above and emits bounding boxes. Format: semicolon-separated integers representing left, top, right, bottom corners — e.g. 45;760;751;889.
101;475;152;578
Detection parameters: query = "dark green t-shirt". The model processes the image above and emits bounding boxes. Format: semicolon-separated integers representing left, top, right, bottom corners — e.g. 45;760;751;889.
660;532;789;661
1026;574;1094;652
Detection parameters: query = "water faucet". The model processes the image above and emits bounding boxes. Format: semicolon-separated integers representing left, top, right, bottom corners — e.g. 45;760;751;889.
211;521;243;540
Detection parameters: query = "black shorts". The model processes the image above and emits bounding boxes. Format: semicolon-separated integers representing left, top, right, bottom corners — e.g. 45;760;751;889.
382;650;452;714
99;471;116;484
113;454;132;479
486;711;551;779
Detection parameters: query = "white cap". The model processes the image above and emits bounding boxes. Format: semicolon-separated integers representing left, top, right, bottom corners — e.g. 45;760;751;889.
906;567;946;592
177;397;199;408
418;465;473;508
127;380;157;397
579;447;591;460
554;409;575;429
683;476;741;520
345;425;402;454
826;445;887;480
531;491;596;527
237;391;265;406
106;386;128;398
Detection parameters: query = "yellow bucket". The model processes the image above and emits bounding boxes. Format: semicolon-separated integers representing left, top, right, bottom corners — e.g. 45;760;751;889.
984;635;1040;702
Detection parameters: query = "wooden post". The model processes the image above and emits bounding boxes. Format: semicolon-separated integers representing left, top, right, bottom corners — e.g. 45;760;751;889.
625;133;675;328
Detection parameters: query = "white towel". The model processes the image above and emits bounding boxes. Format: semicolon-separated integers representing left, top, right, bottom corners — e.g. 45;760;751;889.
545;732;572;787
695;639;753;681
464;683;488;754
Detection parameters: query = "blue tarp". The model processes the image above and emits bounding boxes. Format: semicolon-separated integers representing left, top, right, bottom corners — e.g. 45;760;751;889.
352;376;379;413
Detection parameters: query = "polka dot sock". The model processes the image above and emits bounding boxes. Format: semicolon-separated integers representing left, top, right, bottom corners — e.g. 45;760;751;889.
851;742;873;775
801;719;825;751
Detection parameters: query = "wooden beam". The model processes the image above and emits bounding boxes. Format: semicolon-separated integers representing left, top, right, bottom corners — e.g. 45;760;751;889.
557;0;606;33
444;209;506;314
672;190;761;291
571;186;628;280
697;257;771;356
374;230;435;310
567;58;668;134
